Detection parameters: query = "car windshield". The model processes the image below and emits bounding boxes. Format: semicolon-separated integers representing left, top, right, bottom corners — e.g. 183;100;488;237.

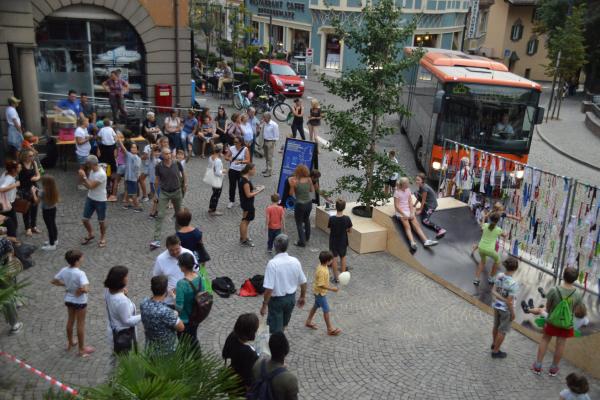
270;64;296;76
437;83;540;153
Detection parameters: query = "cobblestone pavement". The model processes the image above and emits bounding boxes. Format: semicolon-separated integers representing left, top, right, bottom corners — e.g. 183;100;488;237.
1;93;599;399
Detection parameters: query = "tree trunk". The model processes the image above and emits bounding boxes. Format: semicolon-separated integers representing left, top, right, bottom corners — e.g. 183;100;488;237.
365;113;379;205
205;33;210;68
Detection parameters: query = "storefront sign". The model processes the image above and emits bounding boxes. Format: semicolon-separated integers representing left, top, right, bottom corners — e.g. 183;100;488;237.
277;138;317;202
250;0;305;19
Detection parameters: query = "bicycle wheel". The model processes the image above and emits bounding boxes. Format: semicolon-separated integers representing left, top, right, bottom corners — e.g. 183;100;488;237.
273;102;292;122
233;93;243;110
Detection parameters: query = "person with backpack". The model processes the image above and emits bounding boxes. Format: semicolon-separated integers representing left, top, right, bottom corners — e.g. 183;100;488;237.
249;332;298;400
532;267;584;377
175;252;202;349
222;313;259;391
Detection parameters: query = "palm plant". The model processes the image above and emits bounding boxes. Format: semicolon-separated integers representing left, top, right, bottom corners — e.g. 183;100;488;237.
0;263;26;310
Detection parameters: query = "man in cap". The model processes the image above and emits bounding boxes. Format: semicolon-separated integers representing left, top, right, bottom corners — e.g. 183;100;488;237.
78;155;108;248
5;96;24;159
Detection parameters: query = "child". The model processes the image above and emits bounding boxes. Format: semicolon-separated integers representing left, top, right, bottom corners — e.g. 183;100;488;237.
21;131;39;155
33;175;60;251
328;199;353;281
265;193;285;253
472;201;520;256
394;177;438;252
490;257;519;359
305;251;341;336
474;213;507;286
560;373;590;400
110;132;127;203
414;172;446;238
140;143;158;202
522;299;589;334
532;267;584;376
51;250;94;357
384;150;399;197
117;138;142;212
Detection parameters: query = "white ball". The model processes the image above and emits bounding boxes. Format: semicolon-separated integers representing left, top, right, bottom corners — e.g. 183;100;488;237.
338;271;351;286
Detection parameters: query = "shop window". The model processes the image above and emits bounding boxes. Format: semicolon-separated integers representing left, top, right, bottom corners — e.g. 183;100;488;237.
524;68;531;79
325;34;341;69
414;34;437;47
526;38;539;55
252;21;259;41
510;19;523;41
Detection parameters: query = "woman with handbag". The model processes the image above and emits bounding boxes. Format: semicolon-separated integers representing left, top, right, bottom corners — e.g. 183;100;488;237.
18;149;41;237
104;265;141;354
207;144;225;216
0;160;21;244
175;253;202;349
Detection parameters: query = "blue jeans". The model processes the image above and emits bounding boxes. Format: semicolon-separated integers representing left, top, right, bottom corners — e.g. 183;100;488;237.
83;197;107;221
267;228;281;250
313;294;330;313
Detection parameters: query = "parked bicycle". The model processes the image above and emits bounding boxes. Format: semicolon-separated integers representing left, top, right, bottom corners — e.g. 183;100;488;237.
252;84;292;123
233;84;252;111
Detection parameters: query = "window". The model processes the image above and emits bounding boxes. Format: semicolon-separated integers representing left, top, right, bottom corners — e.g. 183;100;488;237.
524;68;531;79
510;19;523;41
526;38;538;55
478;11;489;36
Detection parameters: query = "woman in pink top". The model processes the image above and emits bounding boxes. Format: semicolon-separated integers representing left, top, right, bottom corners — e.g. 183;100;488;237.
394;177;438;252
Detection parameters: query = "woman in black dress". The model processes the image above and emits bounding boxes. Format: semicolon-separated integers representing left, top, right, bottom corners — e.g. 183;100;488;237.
308;98;321;143
18;149;41;236
238;163;263;247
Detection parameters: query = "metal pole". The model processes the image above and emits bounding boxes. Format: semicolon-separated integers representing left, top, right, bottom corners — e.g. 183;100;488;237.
546;50;560;123
269;15;273;60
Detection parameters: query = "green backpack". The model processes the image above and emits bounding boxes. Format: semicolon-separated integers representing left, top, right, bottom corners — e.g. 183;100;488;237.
547;289;576;329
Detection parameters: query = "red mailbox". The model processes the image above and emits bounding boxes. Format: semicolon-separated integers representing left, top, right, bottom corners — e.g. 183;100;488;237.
155;84;173;113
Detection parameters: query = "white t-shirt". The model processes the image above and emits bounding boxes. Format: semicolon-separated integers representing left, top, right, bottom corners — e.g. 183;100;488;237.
0;174;17;203
152;247;196;304
74;126;91;157
87;168;107;202
6;106;20;127
229;146;247;172
97;127;116;146
559;389;590;400
263;252;307;297
54;267;89;304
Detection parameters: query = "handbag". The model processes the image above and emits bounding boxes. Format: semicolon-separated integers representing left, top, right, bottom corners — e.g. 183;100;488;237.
105;292;137;354
13;198;30;214
202;165;220;188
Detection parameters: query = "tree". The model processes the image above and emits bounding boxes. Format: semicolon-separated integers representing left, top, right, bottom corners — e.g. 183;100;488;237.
320;0;422;215
191;1;223;68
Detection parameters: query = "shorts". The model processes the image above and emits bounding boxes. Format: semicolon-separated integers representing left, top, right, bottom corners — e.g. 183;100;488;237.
387;179;397;187
330;243;348;258
77;155;88;165
83;197;107;221
267;293;295;334
126;180;138;196
65;302;87;310
242;208;255;221
313;294;330;313
493;308;512;334
479;247;500;264
543;322;574;338
117;164;126;176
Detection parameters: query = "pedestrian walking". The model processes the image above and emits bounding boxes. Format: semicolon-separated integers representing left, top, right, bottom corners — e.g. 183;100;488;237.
532;267;584;376
104;266;141;354
266;193;285;253
207;144;225;216
307;98;321;143
152;235;196;305
560;373;590;400
260;234;307;334
289;164;314;247
250;332;299;399
490;257;519;359
51;250;95;357
140;275;184;355
394;177;438;252
305;251;341;336
328;199;352;281
175;252;203;348
224;137;250;209
474;213;506;286
79;155;107;248
414;172;446;238
32;175;60;251
261;113;279;177
239;163;264;247
222;313;260;390
291;98;305;140
150;148;186;250
18;149;41;237
0;161;20;244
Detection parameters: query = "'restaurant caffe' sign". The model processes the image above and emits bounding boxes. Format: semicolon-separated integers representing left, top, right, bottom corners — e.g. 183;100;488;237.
249;0;305;19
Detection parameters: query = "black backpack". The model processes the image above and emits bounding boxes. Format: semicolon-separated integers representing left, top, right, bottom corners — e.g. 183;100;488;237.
247;360;287;400
212;276;236;298
250;274;265;294
14;243;36;269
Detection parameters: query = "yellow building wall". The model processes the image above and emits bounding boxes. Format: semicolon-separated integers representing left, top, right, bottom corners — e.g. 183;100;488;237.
482;1;509;58
138;0;189;27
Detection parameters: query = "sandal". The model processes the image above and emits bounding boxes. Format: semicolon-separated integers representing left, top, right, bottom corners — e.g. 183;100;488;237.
305;322;318;330
66;342;78;351
81;236;95;245
78;346;95;357
32;227;42;234
327;328;342;336
98;240;106;248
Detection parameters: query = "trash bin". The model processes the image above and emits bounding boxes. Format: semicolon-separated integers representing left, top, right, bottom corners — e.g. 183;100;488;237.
155;84;172;113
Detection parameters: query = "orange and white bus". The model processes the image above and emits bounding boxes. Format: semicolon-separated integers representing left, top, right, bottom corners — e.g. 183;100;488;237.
401;48;544;179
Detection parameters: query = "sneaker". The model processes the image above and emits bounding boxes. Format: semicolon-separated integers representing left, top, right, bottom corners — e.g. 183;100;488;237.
122;205;132;210
133;208;143;213
212;211;223;216
436;228;447;239
491;351;507;359
528;298;535;309
262;173;272;177
227;202;234;209
148;214;157;220
241;240;255;247
548;366;559;377
149;240;161;250
267;249;273;254
142;197;150;202
531;363;543;375
294;242;306;248
423;239;438;247
473;279;480;286
521;300;530;314
44;240;59;246
41;244;57;251
9;322;23;334
538;287;546;298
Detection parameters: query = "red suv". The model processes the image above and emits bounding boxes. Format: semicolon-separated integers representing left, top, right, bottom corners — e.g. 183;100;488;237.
252;59;304;97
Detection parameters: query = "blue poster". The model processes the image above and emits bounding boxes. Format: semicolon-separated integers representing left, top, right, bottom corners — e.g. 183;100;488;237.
277;138;317;202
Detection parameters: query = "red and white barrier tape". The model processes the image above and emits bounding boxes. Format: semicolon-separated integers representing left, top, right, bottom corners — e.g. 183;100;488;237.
0;351;79;396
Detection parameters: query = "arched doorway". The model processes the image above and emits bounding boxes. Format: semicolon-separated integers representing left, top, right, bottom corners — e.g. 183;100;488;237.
34;5;146;100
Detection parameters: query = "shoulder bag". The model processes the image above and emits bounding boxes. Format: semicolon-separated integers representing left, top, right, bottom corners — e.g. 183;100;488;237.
105;292;137;354
202;159;222;188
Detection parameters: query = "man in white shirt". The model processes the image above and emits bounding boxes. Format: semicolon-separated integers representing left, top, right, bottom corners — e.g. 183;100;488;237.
261;112;280;177
75;118;91;167
79;155;108;248
152;235;196;305
5;96;24;158
260;234;307;333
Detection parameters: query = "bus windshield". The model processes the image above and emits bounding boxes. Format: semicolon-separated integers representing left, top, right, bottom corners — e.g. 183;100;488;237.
437;83;540;153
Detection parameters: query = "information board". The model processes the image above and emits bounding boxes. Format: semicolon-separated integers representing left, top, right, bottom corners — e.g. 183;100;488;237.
277;138;317;201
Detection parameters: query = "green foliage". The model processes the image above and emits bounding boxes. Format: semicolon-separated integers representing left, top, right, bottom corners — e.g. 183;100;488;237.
195;48;223;68
321;0;421;208
217;39;233;57
0;263;27;310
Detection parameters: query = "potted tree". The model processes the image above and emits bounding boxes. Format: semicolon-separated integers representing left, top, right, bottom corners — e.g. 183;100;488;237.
321;0;422;217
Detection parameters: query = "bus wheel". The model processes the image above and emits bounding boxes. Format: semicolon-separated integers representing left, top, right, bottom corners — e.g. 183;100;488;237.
414;138;425;172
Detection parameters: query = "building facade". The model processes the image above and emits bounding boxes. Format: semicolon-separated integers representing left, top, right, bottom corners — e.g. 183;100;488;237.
1;0;191;134
246;0;470;76
464;0;551;81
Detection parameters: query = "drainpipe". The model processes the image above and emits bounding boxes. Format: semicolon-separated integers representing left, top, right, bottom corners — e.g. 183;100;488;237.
175;0;181;107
